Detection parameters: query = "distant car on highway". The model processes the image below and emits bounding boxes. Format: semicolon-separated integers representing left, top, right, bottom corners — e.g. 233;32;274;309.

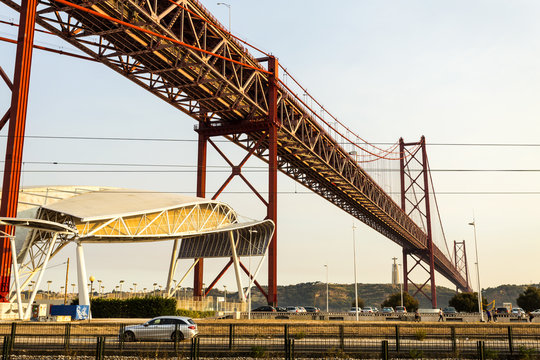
348;307;362;315
304;306;320;313
286;306;301;313
443;307;457;315
362;307;374;313
395;306;407;313
495;307;509;314
121;316;197;342
252;306;276;312
275;306;287;312
512;308;526;316
382;307;394;314
531;309;540;316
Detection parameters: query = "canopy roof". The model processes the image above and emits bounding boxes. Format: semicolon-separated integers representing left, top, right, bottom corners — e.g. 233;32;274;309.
41;189;217;222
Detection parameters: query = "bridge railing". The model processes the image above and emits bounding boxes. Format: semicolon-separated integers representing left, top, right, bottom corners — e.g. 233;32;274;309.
0;321;538;359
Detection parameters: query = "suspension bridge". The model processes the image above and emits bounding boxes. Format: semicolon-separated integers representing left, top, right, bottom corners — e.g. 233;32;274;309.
0;0;471;308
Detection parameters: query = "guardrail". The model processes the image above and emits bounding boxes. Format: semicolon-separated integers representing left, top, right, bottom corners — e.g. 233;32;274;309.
237;311;538;323
0;321;538;359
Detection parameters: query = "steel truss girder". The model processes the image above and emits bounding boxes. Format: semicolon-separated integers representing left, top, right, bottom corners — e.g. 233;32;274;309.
0;0;269;122
0;0;471;295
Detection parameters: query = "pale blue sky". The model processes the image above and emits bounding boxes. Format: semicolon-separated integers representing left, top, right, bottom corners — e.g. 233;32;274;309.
1;1;539;299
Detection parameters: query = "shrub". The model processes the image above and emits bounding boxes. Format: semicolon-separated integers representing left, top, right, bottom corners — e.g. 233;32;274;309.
414;329;427;341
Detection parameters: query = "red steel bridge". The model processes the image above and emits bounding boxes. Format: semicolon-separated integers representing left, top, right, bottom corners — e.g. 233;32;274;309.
0;0;471;307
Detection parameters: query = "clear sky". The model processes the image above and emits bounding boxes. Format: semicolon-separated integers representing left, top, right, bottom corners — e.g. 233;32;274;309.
0;1;539;299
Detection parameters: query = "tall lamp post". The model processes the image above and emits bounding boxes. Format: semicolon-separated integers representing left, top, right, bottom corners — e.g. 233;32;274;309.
247;229;257;320
89;276;95;299
324;264;329;312
352;223;359;321
469;219;484;322
216;2;231;32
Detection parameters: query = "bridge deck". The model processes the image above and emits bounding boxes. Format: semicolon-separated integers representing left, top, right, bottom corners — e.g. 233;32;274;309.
0;0;469;290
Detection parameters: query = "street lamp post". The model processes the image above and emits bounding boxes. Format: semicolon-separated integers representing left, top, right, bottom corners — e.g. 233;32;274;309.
119;280;124;299
47;280;52;299
247;229;258;320
216;2;231;32
89;276;95;299
469;220;484;322
399;264;403;307
324;264;329;312
352;223;359;321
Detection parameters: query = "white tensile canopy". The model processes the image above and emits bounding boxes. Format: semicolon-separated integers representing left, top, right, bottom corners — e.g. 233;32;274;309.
1;187;274;319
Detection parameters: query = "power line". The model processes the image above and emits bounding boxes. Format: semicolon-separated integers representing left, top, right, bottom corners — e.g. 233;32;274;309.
17;189;540;195
3;135;540;147
6;161;540;172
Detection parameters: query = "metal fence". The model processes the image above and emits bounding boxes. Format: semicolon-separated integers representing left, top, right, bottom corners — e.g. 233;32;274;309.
0;321;539;359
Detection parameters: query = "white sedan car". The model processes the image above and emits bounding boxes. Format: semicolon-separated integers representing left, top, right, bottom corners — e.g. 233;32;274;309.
121;316;198;342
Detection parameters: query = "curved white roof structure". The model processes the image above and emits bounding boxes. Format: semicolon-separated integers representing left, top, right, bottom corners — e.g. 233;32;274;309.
4;186;274;314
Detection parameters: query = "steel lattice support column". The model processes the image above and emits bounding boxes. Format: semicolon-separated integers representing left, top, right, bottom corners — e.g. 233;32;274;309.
192;56;280;305
399;137;437;308
454;240;469;292
193;128;207;298
0;0;38;302
266;56;278;306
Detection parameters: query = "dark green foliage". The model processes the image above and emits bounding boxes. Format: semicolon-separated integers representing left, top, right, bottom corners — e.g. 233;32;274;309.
90;296;177;318
176;308;215;318
449;292;487;312
517;287;540;312
381;292;419;312
350;298;365;308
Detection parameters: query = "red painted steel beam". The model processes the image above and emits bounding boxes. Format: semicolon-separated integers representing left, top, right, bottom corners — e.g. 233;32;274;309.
420;136;437;308
193;131;207;298
0;66;13;89
0;109;10;131
266;56;279;306
0;0;38;302
204;259;233;297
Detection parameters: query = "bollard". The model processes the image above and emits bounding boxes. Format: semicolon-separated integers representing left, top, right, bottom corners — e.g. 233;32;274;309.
64;323;71;351
290;338;295;360
477;340;485;360
9;323;16;352
381;339;389;360
228;324;234;350
190;337;200;360
2;335;12;360
451;326;456;353
174;323;179;353
284;324;289;354
339;325;344;350
118;324;125;351
95;336;105;360
395;325;400;352
507;326;513;354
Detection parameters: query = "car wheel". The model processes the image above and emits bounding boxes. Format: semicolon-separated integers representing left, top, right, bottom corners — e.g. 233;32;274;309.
171;330;184;342
123;331;136;342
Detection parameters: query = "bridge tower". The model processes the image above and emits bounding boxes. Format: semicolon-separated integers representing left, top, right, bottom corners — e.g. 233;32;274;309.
193;56;279;306
454;240;469;292
0;0;38;302
399;136;437;308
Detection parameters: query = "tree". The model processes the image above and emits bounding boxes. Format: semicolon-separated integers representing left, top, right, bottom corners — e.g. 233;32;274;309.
449;292;487;312
517;287;540;312
350;298;365;309
381;292;419;312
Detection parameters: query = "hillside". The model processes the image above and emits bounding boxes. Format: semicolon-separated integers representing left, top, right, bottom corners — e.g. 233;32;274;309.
209;282;539;311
